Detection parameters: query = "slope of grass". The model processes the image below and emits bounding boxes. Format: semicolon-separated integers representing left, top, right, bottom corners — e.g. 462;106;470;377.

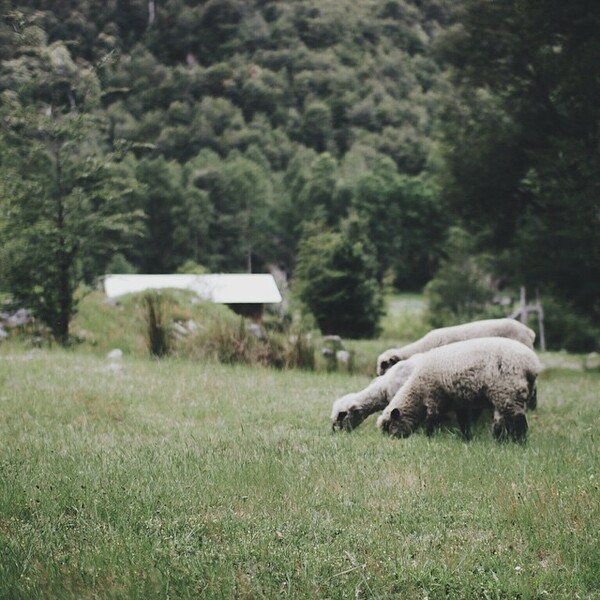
0;350;598;599
71;289;241;357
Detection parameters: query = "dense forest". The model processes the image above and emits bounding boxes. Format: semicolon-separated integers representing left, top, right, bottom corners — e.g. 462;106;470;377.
0;0;598;347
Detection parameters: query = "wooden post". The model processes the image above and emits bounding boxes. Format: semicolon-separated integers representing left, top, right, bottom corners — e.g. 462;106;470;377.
509;287;545;351
536;289;546;352
519;287;527;325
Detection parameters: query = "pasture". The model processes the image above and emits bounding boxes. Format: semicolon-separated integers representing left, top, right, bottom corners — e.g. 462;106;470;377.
0;350;598;599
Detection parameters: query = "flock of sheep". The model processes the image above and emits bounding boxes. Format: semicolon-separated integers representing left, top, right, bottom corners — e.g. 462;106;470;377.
330;319;542;442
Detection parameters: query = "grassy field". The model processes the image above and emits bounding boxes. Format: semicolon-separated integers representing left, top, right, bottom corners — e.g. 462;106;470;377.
0;349;598;599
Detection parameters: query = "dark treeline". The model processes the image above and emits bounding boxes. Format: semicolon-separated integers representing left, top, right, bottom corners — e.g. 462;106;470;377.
0;0;598;344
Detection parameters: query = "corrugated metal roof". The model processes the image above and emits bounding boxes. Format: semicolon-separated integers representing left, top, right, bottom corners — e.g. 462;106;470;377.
103;274;282;304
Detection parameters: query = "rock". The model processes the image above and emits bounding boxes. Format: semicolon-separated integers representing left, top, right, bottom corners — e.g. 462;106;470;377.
186;319;199;332
6;308;32;328
172;321;189;336
584;352;600;371
104;362;123;372
336;349;352;367
106;348;123;361
246;323;266;339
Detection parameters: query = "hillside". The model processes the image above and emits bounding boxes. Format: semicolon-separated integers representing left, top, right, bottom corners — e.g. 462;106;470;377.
0;0;451;282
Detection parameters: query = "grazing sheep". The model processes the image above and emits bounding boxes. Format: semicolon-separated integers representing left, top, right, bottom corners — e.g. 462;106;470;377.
331;357;420;431
332;319;537;433
377;337;541;442
377;318;536;376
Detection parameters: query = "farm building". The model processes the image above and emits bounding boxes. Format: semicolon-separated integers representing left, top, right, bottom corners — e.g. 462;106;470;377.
103;274;282;320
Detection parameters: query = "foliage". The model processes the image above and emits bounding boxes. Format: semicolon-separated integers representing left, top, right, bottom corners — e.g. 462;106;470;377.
0;104;142;344
436;0;600;324
1;0;597;348
0;16;142;344
72;289;240;357
294;216;384;338
538;294;599;353
424;227;498;328
181;316;316;370
0;0;449;285
0;350;598;599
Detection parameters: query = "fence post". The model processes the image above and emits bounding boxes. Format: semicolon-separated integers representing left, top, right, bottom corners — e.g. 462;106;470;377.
536;289;546;352
519;287;527;325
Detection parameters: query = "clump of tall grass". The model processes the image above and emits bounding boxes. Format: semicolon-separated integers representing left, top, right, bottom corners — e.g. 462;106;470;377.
143;292;173;357
178;315;316;370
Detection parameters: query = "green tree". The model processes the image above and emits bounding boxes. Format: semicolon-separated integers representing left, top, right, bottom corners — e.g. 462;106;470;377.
0;17;141;344
436;0;600;321
187;149;276;273
0;101;141;344
424;227;496;328
294;215;383;338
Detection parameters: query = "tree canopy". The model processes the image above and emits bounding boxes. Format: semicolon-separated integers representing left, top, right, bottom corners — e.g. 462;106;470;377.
436;0;600;323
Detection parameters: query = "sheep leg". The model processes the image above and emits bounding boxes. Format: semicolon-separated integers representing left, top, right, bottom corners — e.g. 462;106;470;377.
424;404;443;436
492;409;509;442
526;380;537;411
506;409;528;442
455;409;473;440
492;406;528;442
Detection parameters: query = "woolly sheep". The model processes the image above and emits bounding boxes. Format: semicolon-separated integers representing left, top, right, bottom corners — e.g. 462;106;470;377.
331;357;420;431
332;319;537;432
377;337;541;442
376;318;536;377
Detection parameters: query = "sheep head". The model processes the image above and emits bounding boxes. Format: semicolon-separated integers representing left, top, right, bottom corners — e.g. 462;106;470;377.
331;407;368;432
376;350;401;376
377;408;414;438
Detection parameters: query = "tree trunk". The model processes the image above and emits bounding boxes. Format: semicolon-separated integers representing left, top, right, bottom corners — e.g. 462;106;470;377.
54;140;71;345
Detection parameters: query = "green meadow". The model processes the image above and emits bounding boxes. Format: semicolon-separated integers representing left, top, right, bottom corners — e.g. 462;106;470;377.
0;348;598;599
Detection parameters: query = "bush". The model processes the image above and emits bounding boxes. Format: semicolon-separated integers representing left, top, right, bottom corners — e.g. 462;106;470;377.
424;227;497;328
293;216;384;339
539;294;599;352
181;316;316;370
72;288;316;369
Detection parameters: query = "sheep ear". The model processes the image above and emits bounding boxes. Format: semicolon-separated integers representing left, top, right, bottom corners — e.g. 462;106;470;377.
391;408;400;421
337;411;347;422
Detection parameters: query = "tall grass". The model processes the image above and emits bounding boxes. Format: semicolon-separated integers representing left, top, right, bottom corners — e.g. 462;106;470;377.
0;350;598;599
143;292;173;357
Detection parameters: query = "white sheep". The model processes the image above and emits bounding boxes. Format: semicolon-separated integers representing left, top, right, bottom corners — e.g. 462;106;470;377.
331;318;537;432
377;318;536;376
331;357;420;431
377;337;541;442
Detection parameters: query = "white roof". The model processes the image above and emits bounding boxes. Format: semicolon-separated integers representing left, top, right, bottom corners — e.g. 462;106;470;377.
103;274;282;304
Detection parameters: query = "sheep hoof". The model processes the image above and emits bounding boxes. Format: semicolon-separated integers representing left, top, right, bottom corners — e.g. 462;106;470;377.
455;410;473;441
492;421;508;442
509;413;528;443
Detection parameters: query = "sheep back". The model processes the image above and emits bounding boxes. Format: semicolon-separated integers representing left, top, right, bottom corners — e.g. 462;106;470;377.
377;318;536;375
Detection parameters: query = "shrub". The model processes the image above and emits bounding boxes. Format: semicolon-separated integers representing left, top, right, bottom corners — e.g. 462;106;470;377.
424;227;497;328
539;294;599;352
294;216;384;339
182;315;316;370
143;292;173;357
284;332;316;370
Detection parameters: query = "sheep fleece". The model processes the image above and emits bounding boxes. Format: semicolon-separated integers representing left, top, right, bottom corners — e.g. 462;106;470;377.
377;336;541;440
377;318;535;375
